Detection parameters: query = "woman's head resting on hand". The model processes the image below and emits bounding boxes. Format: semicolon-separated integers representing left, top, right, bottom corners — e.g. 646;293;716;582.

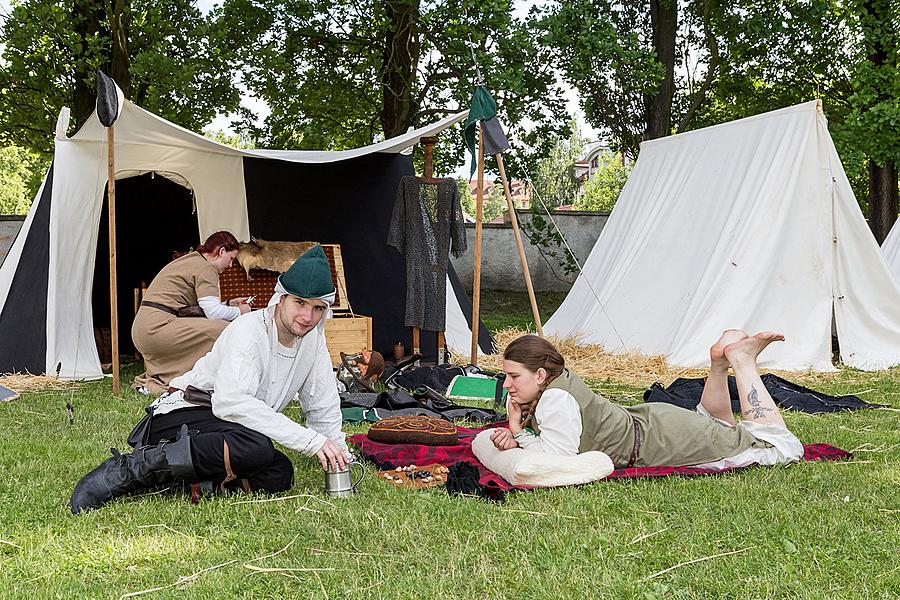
502;335;565;407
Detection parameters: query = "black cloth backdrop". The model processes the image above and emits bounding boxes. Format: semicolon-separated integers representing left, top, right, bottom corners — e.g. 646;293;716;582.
242;152;493;363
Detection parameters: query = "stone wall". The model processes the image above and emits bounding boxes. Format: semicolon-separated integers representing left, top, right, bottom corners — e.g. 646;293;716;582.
449;210;609;292
0;216;25;267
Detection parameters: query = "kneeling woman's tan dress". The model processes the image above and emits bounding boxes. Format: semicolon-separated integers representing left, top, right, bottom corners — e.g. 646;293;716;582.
132;252;230;395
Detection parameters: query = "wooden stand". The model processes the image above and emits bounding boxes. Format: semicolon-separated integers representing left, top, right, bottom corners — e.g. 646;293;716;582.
410;135;449;363
497;154;543;335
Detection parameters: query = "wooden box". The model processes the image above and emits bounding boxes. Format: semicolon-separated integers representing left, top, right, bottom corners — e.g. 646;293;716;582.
324;313;372;366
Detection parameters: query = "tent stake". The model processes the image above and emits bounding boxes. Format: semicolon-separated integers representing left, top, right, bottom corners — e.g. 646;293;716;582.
470;125;485;364
107;126;121;395
497;154;542;336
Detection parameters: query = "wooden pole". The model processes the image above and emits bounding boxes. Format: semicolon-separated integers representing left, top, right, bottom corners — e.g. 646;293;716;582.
470;125;485;364
496;154;543;336
107;126;121;395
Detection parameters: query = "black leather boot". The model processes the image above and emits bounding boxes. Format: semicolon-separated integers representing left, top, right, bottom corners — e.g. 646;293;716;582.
70;425;196;514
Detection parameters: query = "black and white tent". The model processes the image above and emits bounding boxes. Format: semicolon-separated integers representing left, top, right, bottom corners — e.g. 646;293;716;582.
0;100;493;379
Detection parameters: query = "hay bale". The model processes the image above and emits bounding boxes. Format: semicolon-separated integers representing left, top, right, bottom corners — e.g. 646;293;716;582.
452;327;842;388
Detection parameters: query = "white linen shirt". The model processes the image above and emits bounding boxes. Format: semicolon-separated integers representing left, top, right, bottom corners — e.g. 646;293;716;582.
156;306;347;457
513;389;582;456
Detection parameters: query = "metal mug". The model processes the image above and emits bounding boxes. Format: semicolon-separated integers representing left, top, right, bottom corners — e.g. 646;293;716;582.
324;460;365;498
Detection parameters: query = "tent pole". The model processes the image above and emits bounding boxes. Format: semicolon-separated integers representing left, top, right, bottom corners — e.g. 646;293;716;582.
470;125;485;364
107;126;121;395
497;154;543;336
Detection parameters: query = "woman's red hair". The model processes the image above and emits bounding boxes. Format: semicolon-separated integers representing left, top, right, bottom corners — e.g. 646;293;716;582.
196;231;239;256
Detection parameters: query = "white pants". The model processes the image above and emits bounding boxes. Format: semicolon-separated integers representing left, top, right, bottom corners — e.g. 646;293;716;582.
692;404;804;470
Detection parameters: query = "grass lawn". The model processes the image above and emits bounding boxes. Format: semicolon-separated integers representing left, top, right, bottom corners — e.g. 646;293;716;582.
1;293;898;598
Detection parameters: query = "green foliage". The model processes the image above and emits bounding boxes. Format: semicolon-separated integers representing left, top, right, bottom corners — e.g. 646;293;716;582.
575;151;632;213
456;176;507;223
521;212;578;278
529;123;586;210
203;129;256;150
0;145;49;214
222;0;568;171
537;1;674;156
0;0;242;153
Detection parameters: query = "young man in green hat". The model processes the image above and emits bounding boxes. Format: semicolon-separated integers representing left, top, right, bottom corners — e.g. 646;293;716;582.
71;245;351;514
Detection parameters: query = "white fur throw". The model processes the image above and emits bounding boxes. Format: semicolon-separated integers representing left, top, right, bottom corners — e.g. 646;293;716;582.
471;429;614;487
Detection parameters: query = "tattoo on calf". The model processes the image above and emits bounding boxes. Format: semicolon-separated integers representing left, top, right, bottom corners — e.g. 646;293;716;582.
742;384;774;419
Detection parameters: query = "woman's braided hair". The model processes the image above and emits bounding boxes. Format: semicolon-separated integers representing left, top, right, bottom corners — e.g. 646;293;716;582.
503;335;565;420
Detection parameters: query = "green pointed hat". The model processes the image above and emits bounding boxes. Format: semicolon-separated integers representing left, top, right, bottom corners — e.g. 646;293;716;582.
278;245;336;298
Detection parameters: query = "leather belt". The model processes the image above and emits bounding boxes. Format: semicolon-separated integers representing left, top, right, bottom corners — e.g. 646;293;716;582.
626;414;642;468
141;300;178;316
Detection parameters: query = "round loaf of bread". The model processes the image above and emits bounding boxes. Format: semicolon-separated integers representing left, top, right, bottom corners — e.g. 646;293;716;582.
368;415;458;446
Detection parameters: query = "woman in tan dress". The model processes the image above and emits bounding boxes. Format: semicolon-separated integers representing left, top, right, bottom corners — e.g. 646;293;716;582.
132;231;251;395
489;331;804;469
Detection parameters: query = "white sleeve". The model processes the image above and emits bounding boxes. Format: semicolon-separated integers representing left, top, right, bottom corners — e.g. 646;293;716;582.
209;343;328;456
298;344;349;454
515;389;582;456
199;296;241;321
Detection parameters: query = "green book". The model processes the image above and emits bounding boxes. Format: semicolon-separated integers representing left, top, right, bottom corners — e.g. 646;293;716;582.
445;375;506;403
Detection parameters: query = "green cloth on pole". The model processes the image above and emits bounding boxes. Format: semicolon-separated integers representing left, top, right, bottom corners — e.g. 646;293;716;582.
463;86;498;176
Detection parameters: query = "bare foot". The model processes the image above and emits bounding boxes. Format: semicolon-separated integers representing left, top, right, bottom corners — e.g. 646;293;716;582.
723;331;785;368
710;329;749;370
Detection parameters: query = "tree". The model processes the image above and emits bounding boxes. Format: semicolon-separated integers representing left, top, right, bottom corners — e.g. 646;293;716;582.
696;0;900;239
223;0;568;171
528;124;586;209
0;0;242;154
842;0;899;242
456;176;507;222
575;151;632;213
539;0;717;156
0;145;49;214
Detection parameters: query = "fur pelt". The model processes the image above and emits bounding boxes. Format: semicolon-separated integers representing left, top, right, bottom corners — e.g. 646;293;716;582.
236;240;317;277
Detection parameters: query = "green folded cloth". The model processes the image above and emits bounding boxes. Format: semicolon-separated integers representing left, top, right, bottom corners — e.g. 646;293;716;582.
341;407;381;424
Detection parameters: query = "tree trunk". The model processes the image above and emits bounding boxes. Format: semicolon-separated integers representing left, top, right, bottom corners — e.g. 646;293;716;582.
862;0;897;243
108;0;132;99
644;0;677;140
868;159;899;244
72;0;131;127
72;0;105;125
380;0;420;138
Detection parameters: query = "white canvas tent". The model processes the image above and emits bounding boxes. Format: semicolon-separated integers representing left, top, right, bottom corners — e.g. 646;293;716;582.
545;100;900;371
880;218;900;283
0;100;493;379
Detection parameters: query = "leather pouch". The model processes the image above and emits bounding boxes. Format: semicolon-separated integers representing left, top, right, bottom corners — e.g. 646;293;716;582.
176;305;207;318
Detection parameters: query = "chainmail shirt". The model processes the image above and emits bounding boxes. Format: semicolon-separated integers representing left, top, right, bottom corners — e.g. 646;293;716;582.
387;176;467;330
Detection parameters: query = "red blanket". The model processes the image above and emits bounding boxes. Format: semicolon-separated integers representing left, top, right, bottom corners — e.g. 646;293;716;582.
349;423;852;501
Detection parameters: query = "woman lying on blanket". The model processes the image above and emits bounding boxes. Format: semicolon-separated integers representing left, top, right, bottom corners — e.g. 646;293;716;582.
490;330;804;470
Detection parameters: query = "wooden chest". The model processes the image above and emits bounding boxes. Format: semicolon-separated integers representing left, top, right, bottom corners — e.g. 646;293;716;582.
324;314;373;366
